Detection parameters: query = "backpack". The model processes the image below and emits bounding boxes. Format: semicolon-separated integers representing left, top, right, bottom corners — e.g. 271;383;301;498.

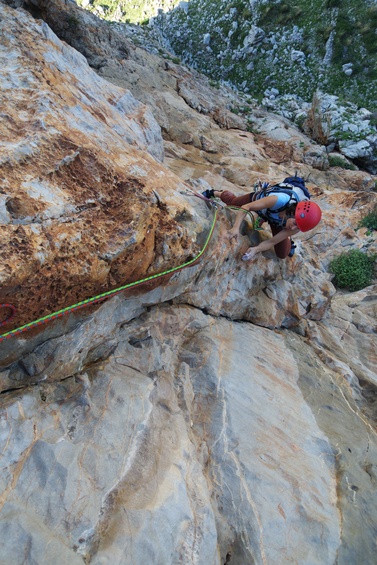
256;175;311;224
282;176;311;199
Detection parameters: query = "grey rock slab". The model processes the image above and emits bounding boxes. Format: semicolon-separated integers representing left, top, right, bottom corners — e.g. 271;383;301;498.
285;329;377;565
1;305;343;564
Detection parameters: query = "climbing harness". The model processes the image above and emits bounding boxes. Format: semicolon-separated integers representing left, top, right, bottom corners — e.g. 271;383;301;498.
252;175;312;226
0;192;260;343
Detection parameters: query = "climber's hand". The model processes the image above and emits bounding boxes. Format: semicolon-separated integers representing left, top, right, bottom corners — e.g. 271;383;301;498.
242;247;257;261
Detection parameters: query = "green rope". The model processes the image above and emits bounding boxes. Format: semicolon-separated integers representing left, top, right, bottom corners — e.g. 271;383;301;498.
0;208;220;342
225;205;257;229
0;202;260;343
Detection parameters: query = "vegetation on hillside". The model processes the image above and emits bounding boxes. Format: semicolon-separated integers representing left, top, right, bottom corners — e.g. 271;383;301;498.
78;0;377;114
329;249;376;291
359;204;377;234
162;0;376;110
76;0;377;173
92;0;368;114
76;0;180;25
150;0;377;112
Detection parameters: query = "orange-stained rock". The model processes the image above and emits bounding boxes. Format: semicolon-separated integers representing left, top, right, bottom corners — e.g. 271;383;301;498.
0;4;204;331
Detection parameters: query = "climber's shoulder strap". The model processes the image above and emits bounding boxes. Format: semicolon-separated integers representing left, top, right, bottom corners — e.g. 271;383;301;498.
259;183;299;213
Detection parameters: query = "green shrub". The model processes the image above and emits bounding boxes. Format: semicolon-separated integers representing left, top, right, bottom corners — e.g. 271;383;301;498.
329;249;376;291
359;204;377;232
66;14;80;28
328;154;357;170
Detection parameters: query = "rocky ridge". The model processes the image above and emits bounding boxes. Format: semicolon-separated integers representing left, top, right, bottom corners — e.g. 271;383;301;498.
72;0;377;173
0;1;377;564
148;0;377;113
147;0;377;173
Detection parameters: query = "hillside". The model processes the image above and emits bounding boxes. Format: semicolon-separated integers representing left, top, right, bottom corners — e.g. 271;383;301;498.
76;0;377;112
76;0;377;173
152;0;377;110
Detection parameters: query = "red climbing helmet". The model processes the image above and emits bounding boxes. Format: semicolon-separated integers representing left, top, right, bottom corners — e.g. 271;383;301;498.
295;201;322;232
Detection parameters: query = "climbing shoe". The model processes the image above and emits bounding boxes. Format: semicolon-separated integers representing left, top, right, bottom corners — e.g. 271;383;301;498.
202;189;215;199
288;240;296;257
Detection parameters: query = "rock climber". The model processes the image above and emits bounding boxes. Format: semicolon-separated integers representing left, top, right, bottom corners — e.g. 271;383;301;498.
202;177;322;261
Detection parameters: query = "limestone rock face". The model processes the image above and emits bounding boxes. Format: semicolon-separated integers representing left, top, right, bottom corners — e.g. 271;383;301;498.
0;3;204;330
1;300;377;565
0;2;377;565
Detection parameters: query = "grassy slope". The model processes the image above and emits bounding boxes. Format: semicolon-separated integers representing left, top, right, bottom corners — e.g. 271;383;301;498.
76;0;181;24
77;0;377;112
157;0;377;111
